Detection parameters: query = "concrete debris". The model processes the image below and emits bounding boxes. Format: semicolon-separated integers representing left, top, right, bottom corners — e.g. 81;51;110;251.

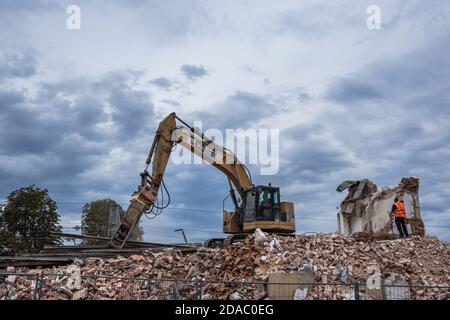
201;293;212;300
293;288;308;300
254;228;267;243
73;258;84;266
65;265;82;290
7;287;17;300
331;266;348;283
268;239;279;252
5;275;17;284
1;233;449;300
337;177;425;237
229;292;241;300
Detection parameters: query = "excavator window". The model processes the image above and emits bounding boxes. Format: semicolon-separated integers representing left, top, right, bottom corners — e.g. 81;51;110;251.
258;191;271;206
244;192;256;221
257;188;280;207
258;189;272;220
273;190;280;205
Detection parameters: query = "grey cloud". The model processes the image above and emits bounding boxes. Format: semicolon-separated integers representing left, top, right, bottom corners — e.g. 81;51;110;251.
282;140;350;178
164;165;227;211
108;87;154;138
327;36;450;107
273;2;360;41
150;77;173;90
152;165;242;238
0;67;155;203
0;50;37;79
0;0;60;13
180;64;209;81
37;70;155;140
276;8;326;40
295;87;311;103
367;43;450;98
0;88;25;106
0;88;61;156
240;65;265;76
325;77;384;104
191;90;277;129
161;99;180;107
114;1;211;44
273;123;353;227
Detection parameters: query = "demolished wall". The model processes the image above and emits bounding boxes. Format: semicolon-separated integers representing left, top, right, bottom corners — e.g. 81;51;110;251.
336;177;425;237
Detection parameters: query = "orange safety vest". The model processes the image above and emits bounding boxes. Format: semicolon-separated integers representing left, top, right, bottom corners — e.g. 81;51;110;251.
394;201;406;218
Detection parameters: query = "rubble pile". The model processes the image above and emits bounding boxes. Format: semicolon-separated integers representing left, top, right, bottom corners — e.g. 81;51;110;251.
1;232;449;300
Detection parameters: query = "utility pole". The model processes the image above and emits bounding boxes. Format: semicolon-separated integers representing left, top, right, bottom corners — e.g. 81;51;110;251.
175;229;188;244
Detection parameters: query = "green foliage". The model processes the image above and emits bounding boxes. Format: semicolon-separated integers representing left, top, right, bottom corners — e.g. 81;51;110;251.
81;199;144;242
0;185;62;254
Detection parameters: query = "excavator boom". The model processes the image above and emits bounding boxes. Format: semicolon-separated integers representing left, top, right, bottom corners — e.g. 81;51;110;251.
110;113;255;248
171;125;252;194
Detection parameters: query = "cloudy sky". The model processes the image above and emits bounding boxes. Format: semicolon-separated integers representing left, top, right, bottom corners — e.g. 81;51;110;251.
1;0;449;242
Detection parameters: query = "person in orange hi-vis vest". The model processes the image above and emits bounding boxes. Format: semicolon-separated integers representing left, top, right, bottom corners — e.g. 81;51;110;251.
391;198;409;238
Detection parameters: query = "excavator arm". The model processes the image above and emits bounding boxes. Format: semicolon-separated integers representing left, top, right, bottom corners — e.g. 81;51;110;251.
171;125;252;194
110;112;252;248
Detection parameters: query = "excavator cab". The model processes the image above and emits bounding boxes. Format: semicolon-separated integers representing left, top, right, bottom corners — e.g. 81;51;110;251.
223;185;295;234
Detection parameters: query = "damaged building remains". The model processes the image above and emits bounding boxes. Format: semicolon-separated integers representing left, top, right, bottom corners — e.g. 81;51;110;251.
336;177;425;237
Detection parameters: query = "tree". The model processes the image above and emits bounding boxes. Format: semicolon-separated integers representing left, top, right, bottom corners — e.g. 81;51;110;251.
0;185;62;254
81;199;144;241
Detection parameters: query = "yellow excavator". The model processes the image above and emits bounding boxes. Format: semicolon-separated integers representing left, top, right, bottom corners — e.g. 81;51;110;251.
110;113;295;248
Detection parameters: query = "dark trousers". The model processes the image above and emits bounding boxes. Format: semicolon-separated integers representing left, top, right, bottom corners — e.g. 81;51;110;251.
395;217;409;237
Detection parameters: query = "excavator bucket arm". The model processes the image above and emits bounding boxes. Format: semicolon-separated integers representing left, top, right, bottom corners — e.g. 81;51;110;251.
110;113;176;248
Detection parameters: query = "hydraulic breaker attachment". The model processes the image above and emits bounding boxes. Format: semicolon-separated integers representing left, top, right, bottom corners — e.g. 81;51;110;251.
110;171;156;248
